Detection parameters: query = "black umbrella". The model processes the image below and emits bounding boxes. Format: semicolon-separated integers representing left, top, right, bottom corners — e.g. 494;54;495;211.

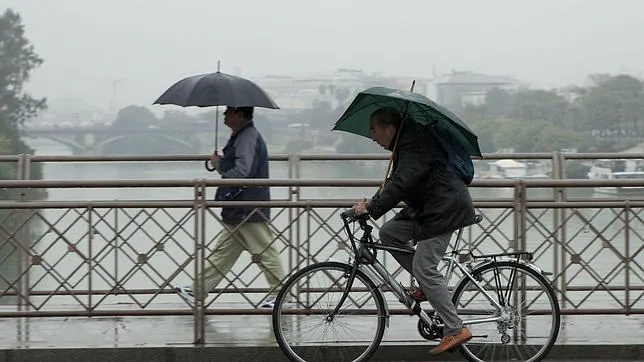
153;71;279;109
153;62;279;171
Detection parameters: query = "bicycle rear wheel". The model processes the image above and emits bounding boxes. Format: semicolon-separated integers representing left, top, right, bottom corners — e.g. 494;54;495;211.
272;261;387;362
452;261;561;362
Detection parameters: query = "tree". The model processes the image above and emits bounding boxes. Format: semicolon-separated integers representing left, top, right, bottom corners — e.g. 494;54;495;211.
298;100;334;130
0;9;47;301
334;87;351;107
0;9;45;181
561;103;586;131
0;10;47;132
111;105;158;129
484;87;513;118
462;74;644;153
318;84;327;96
581;74;644;131
509;89;568;126
159;109;195;127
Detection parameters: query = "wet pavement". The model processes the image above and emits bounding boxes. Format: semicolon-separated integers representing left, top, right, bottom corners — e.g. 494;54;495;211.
1;307;642;348
0;302;641;361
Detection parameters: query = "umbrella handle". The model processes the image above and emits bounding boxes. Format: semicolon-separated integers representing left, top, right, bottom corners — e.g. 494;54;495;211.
204;160;216;172
204;149;219;172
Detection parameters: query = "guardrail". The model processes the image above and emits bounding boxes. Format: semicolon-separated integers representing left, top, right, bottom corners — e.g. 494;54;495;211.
0;152;641;344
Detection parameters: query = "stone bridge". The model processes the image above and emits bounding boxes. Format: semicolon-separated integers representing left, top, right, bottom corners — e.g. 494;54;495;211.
21;126;229;155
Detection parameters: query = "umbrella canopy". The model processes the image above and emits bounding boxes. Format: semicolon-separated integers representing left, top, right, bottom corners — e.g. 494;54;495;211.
153;71;279;109
332;86;481;157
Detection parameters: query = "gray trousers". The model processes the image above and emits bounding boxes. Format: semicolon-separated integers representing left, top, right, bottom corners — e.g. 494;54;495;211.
379;218;463;336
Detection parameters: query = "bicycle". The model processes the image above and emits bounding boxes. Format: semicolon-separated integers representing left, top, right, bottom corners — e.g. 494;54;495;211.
272;210;561;362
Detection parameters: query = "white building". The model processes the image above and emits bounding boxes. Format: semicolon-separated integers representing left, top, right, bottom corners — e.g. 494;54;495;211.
254;69;431;110
430;70;520;109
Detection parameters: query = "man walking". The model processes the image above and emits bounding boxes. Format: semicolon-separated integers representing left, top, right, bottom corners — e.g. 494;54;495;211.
175;106;285;308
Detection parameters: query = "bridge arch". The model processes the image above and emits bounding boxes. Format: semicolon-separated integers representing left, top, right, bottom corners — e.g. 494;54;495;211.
21;135;85;154
95;134;197;153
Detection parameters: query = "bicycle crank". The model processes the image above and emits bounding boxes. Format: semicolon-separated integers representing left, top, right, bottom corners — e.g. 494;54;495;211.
417;314;444;341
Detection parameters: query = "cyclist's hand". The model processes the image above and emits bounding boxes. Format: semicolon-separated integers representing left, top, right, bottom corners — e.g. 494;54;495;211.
353;197;368;215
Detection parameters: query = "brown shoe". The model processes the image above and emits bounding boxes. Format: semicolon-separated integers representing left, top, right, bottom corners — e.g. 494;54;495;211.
429;326;473;355
408;286;427;302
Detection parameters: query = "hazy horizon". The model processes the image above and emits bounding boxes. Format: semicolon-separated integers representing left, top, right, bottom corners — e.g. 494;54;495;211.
4;0;644;111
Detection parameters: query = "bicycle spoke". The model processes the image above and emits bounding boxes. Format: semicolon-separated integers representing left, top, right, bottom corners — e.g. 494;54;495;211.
503;261;519;307
272;262;387;362
453;261;561;362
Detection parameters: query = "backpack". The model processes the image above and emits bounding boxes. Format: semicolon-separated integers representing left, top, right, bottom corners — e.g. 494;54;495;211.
432;124;475;185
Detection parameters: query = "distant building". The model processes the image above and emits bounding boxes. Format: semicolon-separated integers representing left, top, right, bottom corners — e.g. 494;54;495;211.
431;71;518;110
253;69;431;110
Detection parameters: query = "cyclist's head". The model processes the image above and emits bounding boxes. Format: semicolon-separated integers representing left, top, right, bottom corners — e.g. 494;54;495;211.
369;107;402;150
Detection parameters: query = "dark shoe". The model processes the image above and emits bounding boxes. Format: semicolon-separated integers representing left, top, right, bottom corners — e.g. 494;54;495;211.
429;326;473;355
408;286;427;302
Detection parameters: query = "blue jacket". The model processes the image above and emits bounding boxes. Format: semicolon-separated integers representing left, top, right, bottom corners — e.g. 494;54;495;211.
214;121;270;224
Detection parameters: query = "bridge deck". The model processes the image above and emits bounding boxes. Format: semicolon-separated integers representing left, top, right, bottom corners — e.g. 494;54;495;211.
0;302;641;361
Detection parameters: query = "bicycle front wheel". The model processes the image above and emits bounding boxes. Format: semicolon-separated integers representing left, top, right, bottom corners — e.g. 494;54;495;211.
452;261;561;362
272;261;388;362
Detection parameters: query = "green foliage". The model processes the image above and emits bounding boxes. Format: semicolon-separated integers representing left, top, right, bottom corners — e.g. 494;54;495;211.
581;75;644;131
465;74;644;153
0;9;47;301
111;105;158;129
0;9;47;131
0;9;45;182
298;100;336;130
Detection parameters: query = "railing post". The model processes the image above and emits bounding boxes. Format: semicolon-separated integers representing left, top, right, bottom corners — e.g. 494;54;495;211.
15;155;24;313
87;203;94;317
512;179;527;253
18;154;31;306
288;154;302;272
624;200;631;315
113;203;119;295
15;154;24;344
193;179;207;345
551;151;567;309
512;179;527;344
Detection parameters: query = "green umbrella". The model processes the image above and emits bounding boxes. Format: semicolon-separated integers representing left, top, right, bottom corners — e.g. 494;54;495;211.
332;86;482;157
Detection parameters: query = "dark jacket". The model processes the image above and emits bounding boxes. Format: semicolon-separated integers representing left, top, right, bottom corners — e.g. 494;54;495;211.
214;121;270;224
366;122;477;240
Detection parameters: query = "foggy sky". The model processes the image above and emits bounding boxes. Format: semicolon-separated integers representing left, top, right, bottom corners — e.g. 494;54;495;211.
4;0;644;111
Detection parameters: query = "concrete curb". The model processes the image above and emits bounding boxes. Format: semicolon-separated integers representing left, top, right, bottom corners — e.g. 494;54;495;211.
0;344;641;362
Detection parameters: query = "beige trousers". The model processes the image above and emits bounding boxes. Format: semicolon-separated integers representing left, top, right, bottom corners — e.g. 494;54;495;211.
195;221;285;300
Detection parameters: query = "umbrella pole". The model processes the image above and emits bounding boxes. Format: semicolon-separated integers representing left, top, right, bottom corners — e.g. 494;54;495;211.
380;80;416;190
214;60;221;152
205;61;222;171
215;106;219;151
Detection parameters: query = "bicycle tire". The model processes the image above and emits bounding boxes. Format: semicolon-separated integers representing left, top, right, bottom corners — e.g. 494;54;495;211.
452;260;561;362
272;261;388;362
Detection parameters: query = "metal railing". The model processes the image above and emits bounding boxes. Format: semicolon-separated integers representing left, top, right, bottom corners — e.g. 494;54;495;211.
0;152;641;344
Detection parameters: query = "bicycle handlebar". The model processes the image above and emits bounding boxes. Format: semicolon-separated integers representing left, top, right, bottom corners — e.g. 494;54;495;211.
340;209;372;257
340;209;370;229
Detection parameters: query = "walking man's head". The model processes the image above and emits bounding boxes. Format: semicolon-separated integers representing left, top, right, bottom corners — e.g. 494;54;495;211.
224;106;254;130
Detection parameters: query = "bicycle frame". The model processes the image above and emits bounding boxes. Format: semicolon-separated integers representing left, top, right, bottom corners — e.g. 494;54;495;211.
331;212;528;329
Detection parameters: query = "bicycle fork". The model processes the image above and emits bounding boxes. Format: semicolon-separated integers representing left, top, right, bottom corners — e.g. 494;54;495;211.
326;261;361;321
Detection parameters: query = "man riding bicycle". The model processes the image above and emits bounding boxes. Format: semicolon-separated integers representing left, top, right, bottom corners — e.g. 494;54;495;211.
352;106;477;355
